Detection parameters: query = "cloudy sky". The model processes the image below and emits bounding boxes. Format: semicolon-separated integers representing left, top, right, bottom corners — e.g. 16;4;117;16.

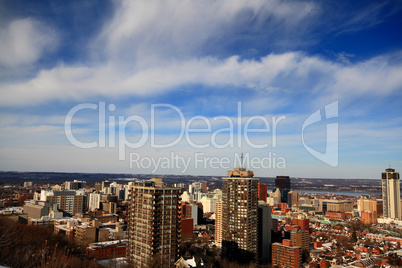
0;0;401;179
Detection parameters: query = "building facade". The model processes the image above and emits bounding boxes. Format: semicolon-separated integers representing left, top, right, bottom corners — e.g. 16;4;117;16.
272;240;302;268
127;178;181;268
215;201;223;246
221;168;258;263
382;168;401;220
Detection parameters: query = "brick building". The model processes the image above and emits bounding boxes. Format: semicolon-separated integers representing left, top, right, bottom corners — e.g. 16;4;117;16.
272;239;302;268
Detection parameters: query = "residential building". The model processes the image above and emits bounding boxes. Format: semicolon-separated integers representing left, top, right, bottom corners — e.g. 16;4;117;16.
221;168;258;263
75;224;96;246
127;178;181;268
290;228;309;251
272;239;302;268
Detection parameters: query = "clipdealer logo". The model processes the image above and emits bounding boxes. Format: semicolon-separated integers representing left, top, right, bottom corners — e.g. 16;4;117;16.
64;101;338;171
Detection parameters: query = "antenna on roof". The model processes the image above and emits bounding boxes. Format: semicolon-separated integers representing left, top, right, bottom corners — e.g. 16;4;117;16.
241;153;244;169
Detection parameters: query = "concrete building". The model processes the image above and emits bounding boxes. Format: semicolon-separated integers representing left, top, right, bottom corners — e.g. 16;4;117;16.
89;193;101;212
43;190;87;215
75;224;96;246
23;200;52;219
319;199;353;213
101;180;112;191
200;196;217;213
272;239;302;268
221;168;258;263
181;191;192;203
127;178;181;268
382;168;401;220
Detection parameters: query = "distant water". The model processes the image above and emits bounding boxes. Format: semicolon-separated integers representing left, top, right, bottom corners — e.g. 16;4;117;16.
298;190;381;197
268;189;381;197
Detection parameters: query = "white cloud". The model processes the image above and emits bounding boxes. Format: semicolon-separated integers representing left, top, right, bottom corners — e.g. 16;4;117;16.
99;0;318;64
0;18;59;68
1;51;402;108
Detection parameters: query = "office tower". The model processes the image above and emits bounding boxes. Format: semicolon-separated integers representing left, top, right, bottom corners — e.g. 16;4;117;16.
65;180;86;190
257;204;271;266
258;182;268;203
382;168;401;219
275;176;290;190
127;178;181;267
215;201;223;246
221;168;258;263
272;240;302;268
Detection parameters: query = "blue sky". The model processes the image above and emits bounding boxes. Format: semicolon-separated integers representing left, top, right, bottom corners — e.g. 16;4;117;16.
0;0;401;179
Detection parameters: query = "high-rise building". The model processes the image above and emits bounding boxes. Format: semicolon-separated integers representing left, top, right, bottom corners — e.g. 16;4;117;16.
127;178;181;268
272;239;302;268
221;168;258;263
382;168;401;220
275;176;290;190
258;182;268;203
215;201;223;246
257;204;271;266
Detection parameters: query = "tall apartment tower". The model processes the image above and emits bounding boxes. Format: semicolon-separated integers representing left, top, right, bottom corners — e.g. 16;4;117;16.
382;168;401;220
127;178;182;268
222;168;258;263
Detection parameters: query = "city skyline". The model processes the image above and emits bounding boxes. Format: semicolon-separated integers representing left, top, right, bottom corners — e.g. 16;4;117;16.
0;0;401;179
